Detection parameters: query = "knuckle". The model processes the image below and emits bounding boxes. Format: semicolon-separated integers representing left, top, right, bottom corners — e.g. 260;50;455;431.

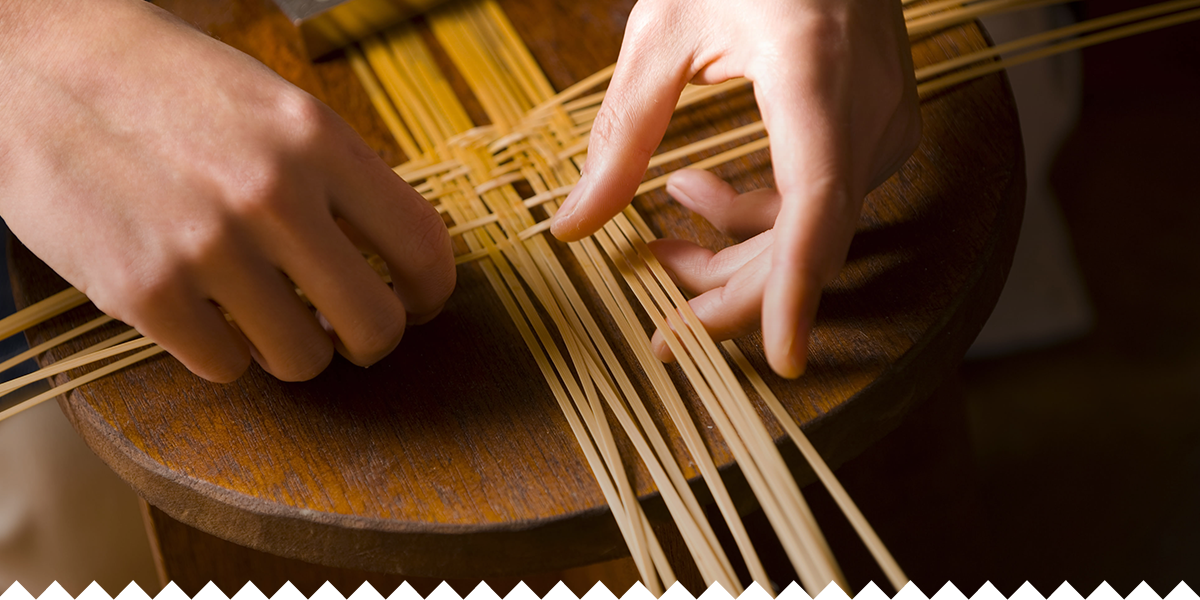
273;89;331;145
92;265;182;326
625;0;679;43
624;3;657;41
589;104;652;161
223;161;294;224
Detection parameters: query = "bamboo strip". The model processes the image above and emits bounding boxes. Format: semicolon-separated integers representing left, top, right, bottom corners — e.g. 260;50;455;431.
523;240;716;585
528;64;617;115
468;4;768;592
604;213;845;592
20;0;1188;587
916;0;1200;81
907;0;1073;36
0;326;144;423
424;8;686;590
0;347;165;424
361;34;437;153
395;158;459;182
566;225;772;590
479;194;670;592
0;315;114;375
591;218;828;590
347;45;422;160
636;138;772;198
446;132;772;244
904;0;972;21
522;207;738;588
724;340;909;592
0;288;89;341
0;337;155;399
442;143;665;587
919;6;1200;95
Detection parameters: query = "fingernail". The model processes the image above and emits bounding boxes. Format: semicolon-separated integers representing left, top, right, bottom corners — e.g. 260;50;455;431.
247;341;272;376
787;335;807;378
784;323;811;378
651;331;676;363
768;327;805;379
551;174;588;238
664;176;692;206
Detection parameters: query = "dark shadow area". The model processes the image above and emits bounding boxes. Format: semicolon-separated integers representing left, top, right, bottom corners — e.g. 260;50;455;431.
960;6;1200;592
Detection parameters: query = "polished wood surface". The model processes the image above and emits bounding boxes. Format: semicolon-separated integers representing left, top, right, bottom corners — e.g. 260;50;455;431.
140;501;641;597
8;0;1024;578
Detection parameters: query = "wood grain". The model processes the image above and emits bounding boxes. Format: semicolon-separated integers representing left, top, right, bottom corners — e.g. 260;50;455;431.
8;0;1024;577
141;501;638;597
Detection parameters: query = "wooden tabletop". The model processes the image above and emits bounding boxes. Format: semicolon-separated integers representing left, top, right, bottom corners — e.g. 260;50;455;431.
8;0;1024;578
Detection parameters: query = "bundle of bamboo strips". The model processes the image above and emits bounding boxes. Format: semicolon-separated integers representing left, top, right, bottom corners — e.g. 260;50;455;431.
1;0;1198;591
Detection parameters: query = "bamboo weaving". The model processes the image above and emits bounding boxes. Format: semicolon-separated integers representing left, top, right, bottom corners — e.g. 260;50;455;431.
2;0;1199;592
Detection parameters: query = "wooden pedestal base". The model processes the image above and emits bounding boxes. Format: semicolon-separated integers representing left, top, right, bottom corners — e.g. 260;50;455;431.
139;375;990;596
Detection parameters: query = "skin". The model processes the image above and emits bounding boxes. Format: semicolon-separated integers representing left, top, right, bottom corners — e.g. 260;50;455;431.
1;0;917;384
0;0;456;383
551;0;922;377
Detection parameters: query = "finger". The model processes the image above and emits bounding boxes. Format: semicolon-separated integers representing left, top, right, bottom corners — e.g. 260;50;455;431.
549;17;691;242
650;247;772;362
326;136;455;324
666;169;780;240
206;257;333;382
118;289;251;384
648;230;773;295
752;53;861;379
275;213;409;368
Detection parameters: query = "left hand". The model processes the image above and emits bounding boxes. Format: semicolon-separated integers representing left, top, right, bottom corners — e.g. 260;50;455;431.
550;0;921;377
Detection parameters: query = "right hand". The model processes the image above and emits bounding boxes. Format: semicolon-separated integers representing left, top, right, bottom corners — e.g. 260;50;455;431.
549;0;920;378
0;0;455;383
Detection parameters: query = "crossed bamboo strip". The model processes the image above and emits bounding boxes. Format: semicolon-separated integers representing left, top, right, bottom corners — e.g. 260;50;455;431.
360;1;892;591
1;0;1198;591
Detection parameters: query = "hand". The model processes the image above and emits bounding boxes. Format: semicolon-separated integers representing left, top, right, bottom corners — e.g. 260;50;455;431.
550;0;921;377
0;0;455;382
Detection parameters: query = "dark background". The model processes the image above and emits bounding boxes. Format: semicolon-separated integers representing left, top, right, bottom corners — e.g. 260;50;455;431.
968;3;1200;588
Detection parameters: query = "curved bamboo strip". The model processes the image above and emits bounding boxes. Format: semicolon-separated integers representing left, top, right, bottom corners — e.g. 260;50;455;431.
1;0;1197;591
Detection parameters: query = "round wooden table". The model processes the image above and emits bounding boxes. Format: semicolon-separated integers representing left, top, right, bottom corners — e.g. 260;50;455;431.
8;0;1024;592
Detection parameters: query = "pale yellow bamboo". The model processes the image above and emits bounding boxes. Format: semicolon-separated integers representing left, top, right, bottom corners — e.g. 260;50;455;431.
361;34;437;153
920;6;1200;95
445;149;665;589
565;219;771;589
523;211;738;588
485;216;668;592
447;132;771;245
0;288;89;342
591;219;830;590
916;0;1200;81
529;63;617;114
725;340;909;592
0;315;114;375
904;0;970;21
607;214;846;592
347;45;422;159
907;0;1073;36
427;10;686;595
0;337;155;399
0;347;165;425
